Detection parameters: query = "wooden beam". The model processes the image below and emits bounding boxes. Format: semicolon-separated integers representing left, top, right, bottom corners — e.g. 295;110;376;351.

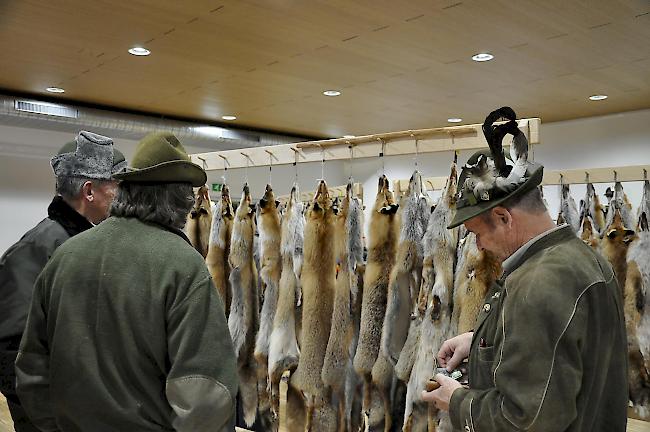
276;183;363;203
190;118;541;171
395;164;650;194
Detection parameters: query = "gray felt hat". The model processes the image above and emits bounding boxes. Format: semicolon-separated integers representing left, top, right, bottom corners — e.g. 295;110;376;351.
51;131;127;180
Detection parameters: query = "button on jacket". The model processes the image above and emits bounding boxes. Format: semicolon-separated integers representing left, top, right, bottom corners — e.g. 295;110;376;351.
449;225;628;431
16;217;238;432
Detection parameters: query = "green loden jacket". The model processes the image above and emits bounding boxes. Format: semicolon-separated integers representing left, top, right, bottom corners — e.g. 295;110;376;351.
15;216;238;432
449;225;628;432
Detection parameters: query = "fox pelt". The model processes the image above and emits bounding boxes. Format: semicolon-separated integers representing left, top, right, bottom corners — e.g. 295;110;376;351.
625;211;650;420
353;176;399;425
291;180;337;430
451;233;501;334
582;182;605;236
558;184;580;233
268;184;305;416
322;181;364;431
227;183;260;427
186;185;212;257
605;182;635;232
382;170;430;364
601;209;637;299
206;185;234;316
404;161;458;431
254;184;282;417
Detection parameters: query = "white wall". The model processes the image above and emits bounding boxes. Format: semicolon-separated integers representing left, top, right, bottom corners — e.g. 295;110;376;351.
2;108;650;254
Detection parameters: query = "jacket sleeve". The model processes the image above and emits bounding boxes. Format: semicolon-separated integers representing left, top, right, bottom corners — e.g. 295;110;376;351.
15;273;61;432
165;274;239;432
449;277;593;432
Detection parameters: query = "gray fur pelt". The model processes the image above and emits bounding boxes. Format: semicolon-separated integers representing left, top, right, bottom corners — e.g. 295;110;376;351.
559;184;580;233
382;171;429;364
347;196;364;304
404;162;458;429
605;182;635;230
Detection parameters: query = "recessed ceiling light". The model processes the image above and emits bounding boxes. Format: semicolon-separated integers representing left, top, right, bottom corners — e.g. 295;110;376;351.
343;135;356;138
447;118;463;123
221;115;237;121
323;90;341;97
45;87;65;93
471;53;494;62
589;94;608;101
128;47;151;56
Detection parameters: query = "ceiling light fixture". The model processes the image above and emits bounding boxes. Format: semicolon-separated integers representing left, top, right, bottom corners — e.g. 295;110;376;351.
221;115;237;120
471;53;494;62
447;118;463;123
323;90;341;97
128;47;151;56
589;94;608;101
343;135;356;138
45;87;65;93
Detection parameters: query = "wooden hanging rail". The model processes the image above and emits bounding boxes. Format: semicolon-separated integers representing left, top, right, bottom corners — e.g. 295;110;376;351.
190;118;541;171
394;164;650;195
276;183;363;204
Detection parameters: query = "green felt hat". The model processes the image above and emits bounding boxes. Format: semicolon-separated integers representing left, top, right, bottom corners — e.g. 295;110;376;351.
448;150;544;229
113;132;206;187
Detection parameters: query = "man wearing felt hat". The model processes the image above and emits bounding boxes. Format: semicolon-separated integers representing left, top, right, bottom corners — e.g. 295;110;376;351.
422;108;628;431
16;132;238;432
0;131;125;432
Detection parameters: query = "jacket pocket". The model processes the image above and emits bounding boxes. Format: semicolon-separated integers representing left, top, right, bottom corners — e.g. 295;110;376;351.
477;345;495;363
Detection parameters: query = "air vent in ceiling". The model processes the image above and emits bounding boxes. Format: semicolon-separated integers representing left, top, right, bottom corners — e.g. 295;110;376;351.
14;100;79;118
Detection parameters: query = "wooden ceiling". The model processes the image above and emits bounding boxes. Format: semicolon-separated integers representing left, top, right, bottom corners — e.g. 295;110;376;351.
0;0;649;138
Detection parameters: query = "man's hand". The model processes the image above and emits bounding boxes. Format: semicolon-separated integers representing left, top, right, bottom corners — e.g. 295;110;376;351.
437;332;473;371
421;374;463;411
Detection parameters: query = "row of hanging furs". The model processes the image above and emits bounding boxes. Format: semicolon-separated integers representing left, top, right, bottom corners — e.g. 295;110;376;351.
184;167;650;430
184;159;503;432
555;178;650;420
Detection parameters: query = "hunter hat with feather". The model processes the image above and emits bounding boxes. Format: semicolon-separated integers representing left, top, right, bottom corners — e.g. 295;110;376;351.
448;106;544;229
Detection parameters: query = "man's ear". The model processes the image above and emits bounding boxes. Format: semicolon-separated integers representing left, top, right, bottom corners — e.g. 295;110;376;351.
82;181;94;202
492;206;512;227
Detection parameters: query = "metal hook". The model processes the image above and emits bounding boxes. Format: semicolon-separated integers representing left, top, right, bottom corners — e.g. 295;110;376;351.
219;155;229;183
241;152;253;184
377;137;386;175
197;156;208;171
318;144;326;180
348;143;354;180
410;132;419;170
644;168;648;181
290;147;300;184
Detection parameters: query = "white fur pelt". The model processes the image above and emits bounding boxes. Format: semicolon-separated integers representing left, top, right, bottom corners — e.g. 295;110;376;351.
382;171;429;364
227;184;259;427
559;184;580;233
268;185;304;416
347;196;365;304
404;162;458;431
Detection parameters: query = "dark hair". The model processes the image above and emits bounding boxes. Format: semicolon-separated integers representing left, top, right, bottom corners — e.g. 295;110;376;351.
56;176;111;200
110;182;194;230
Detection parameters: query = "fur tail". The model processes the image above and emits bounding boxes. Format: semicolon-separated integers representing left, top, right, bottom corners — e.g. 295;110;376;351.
228;267;246;357
382;263;413;364
239;364;259;427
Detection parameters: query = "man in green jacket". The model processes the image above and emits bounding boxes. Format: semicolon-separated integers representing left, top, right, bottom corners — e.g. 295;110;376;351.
0;131;125;432
16;132;238;431
422;107;628;431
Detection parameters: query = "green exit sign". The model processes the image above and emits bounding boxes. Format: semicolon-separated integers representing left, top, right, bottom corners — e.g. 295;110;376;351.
212;183;223;192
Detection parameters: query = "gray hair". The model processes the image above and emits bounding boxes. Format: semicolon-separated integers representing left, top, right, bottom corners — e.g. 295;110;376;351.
56;176;111;200
502;186;547;214
110;182;194;230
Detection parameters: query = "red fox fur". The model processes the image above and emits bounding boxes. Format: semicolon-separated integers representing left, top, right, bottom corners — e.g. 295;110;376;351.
186;185;212;257
206;185;234;315
292;180;337;431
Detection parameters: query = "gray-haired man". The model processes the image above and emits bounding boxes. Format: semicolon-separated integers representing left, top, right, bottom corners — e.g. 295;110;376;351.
0;131;125;431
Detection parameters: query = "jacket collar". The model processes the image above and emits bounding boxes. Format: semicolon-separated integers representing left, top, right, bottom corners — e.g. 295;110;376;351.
47;196;93;237
501;224;575;279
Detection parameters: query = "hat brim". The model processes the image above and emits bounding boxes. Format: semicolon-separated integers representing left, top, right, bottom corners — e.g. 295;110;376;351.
113;160;207;187
447;164;544;229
